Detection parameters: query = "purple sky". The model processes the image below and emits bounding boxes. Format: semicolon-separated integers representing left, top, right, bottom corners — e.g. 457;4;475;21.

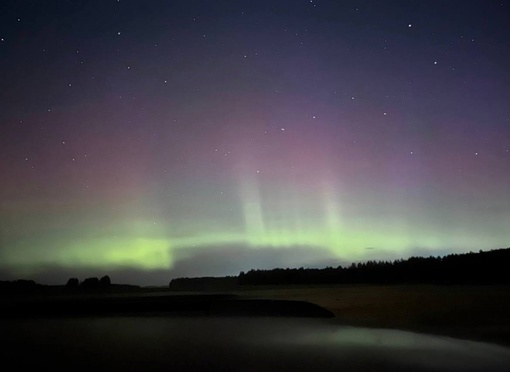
1;1;509;285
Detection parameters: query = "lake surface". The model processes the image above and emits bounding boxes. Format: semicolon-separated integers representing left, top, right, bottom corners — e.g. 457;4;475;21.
4;317;510;371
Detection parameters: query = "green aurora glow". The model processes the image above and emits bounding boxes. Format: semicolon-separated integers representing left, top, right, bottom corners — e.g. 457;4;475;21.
1;1;509;284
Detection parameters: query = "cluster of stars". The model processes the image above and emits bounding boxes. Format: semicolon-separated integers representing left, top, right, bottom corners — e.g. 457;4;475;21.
1;0;509;281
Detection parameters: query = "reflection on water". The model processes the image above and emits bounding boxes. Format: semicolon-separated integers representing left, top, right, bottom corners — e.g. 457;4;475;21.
282;325;510;372
3;317;510;371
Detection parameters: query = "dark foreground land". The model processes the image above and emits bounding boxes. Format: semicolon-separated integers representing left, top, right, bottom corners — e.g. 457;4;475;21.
3;284;510;371
2;284;510;347
235;284;510;347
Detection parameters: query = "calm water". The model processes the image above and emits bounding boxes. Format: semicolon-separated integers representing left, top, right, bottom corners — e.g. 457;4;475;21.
4;317;510;371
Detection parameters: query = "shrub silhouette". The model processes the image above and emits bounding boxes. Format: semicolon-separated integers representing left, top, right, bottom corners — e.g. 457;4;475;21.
81;277;100;288
66;277;79;288
99;275;111;287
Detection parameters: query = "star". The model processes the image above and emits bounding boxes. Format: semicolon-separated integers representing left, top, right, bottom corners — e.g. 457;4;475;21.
0;0;508;284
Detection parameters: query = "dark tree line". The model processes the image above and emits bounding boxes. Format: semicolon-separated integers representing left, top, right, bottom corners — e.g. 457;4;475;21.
0;279;41;293
0;276;112;295
169;276;238;291
66;275;111;289
238;248;510;286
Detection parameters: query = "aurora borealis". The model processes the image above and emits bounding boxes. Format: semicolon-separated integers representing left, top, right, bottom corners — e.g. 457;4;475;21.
1;1;509;285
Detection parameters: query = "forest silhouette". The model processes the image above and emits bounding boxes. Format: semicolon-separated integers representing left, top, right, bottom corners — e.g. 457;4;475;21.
170;248;510;289
1;248;509;292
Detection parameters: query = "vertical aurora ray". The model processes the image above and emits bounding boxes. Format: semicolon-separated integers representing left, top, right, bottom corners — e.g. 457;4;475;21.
240;172;267;240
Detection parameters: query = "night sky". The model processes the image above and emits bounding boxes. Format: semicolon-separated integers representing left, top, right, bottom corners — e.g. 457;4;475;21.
1;1;509;285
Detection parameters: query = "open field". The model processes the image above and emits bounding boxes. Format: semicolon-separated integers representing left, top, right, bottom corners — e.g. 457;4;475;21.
233;284;510;346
